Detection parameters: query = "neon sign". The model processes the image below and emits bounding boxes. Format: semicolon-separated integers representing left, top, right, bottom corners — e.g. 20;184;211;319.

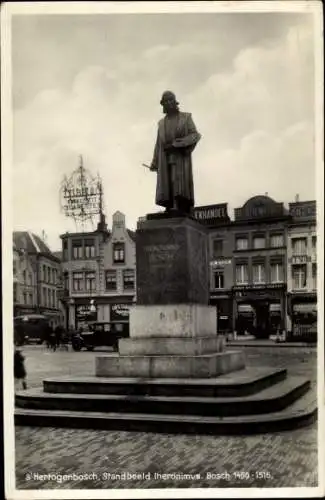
60;156;103;228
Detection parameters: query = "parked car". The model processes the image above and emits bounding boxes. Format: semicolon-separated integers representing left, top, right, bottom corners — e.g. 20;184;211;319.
14;314;51;345
71;321;129;352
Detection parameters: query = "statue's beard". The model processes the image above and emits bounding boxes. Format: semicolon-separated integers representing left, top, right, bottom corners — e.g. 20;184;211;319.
163;103;179;114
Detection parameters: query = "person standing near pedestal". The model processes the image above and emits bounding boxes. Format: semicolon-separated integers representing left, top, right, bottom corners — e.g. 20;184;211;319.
150;91;201;214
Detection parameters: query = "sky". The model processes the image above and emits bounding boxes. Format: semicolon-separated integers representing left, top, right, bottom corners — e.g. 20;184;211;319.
10;7;318;251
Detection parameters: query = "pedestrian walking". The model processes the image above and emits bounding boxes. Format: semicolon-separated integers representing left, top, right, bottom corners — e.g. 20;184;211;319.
14;348;27;390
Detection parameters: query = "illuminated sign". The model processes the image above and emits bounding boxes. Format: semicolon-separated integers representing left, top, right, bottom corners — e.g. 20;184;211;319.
194;204;230;225
60;155;103;227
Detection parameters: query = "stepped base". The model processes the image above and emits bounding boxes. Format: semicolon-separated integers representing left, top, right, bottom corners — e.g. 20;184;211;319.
95;350;245;378
15;390;317;435
119;335;225;356
43;367;287;397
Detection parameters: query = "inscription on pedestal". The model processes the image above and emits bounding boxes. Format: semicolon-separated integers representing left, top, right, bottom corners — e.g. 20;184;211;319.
136;218;209;305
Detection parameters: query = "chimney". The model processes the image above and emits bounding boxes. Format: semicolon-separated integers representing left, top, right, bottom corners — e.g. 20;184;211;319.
295;194;300;203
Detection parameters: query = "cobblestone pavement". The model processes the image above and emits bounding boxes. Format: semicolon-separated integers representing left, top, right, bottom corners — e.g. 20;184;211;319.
13;344;319;490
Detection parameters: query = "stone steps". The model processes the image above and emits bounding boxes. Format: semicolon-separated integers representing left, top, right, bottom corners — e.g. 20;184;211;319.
43;367;287;397
14;389;317;435
15;376;310;417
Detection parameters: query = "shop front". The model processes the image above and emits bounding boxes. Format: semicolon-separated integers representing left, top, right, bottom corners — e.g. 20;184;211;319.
288;294;317;341
209;294;232;334
233;284;286;338
75;302;97;330
109;302;132;337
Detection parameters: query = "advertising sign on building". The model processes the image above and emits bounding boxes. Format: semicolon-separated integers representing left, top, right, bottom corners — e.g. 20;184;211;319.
194;204;230;226
289;201;316;220
110;304;131;321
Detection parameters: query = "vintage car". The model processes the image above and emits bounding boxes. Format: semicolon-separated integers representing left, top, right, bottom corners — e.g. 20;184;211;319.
71;321;129;352
14;314;51;345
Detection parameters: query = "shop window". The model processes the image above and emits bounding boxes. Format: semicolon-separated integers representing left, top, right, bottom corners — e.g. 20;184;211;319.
85;272;96;292
72;272;84;291
252;264;265;284
212;239;223;257
72;240;83;260
85;239;95;259
270;263;284;283
236;264;248;284
236;238;248;250
292;238;307;255
270;234;284;248
292;264;307;289
105;270;117;290
113;242;125;264
213;270;224;289
253;236;265;249
123;269;135;290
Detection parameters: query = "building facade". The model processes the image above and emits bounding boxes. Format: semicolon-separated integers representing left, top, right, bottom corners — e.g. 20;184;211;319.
60;211;136;332
231;196;290;338
287;201;317;337
13;231;63;327
193;204;233;333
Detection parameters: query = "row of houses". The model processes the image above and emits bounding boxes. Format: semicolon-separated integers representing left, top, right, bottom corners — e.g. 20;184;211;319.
13;195;317;338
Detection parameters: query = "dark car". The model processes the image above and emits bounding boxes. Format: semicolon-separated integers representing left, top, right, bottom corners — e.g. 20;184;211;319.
71;321;129;352
14;314;50;345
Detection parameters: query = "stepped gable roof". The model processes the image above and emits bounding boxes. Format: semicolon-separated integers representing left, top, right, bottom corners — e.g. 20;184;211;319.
13;231;60;262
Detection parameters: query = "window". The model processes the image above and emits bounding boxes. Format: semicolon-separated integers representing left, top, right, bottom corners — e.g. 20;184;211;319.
236;264;248;284
292;264;307;289
113;242;125;263
29;293;33;305
52;289;56;309
312;263;317;290
253;236;265;249
72;272;84;291
105;270;117;290
72;240;83;259
85;239;95;259
43;265;46;282
48;289;51;308
13;260;17;276
292;238;307;255
23;292;26;305
64;271;69;290
270;234;284;248
85;272;96;292
213;270;224;289
63;239;68;261
212;239;223;257
13;283;18;303
22;269;26;283
252;264;265;283
236;238;248;250
271;263;284;283
43;287;47;306
123;269;135;290
312;236;317;255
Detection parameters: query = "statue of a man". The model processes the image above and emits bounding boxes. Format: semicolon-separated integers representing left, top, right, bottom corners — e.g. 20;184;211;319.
150;91;201;214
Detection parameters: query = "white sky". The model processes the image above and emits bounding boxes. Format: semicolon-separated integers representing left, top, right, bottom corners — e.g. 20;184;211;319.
10;7;317;251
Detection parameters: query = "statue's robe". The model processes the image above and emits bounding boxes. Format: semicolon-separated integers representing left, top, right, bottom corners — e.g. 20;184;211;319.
150;111;201;209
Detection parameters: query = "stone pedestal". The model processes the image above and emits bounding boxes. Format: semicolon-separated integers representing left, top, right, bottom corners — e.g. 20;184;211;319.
96;215;245;378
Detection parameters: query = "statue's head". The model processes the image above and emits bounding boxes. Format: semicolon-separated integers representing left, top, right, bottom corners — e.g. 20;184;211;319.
160;91;179;114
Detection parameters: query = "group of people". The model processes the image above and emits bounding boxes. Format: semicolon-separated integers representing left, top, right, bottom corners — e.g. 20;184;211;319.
44;324;69;351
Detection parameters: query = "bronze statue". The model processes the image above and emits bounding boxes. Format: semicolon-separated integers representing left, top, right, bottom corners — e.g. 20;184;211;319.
150;91;201;214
